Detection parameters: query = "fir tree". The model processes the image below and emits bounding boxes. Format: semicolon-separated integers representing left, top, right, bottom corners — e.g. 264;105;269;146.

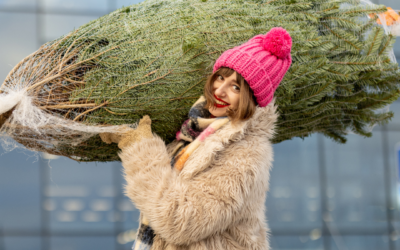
0;0;399;161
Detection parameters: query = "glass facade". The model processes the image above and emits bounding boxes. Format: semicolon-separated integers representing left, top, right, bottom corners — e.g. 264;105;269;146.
0;0;399;249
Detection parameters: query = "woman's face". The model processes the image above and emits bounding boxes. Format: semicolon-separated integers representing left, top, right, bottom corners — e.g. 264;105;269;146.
208;72;241;117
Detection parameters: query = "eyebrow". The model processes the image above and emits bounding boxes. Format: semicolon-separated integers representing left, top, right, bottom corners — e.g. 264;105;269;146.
220;74;238;84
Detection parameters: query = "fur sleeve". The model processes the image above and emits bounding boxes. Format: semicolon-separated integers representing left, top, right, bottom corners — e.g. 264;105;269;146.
119;135;269;246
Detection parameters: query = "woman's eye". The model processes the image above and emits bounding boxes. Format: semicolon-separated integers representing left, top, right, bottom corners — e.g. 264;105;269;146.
218;75;224;80
233;85;240;91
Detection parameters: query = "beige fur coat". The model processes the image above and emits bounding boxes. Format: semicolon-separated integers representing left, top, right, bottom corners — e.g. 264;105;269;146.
119;101;278;250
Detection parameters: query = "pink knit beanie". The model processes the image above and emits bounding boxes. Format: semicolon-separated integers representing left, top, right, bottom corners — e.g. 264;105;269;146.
213;27;292;107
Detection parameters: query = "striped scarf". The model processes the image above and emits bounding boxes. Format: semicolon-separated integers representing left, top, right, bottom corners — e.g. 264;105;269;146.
132;96;229;250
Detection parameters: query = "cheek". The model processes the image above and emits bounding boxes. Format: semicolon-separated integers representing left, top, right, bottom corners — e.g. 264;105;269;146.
231;94;240;108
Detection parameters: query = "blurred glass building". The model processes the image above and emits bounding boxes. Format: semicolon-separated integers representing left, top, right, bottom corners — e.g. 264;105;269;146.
0;0;399;249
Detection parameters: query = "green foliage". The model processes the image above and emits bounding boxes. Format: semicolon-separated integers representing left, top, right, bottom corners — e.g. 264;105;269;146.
9;0;400;161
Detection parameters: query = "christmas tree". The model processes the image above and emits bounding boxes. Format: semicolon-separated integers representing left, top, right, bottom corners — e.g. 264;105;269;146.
0;0;399;161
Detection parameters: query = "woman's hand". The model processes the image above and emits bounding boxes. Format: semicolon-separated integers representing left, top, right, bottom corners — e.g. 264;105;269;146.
100;115;153;149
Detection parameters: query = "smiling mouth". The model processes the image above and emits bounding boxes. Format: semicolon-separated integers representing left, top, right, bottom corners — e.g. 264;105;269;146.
214;95;230;108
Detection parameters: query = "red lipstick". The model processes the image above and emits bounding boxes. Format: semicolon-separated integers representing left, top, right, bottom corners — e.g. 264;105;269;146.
214;94;230;108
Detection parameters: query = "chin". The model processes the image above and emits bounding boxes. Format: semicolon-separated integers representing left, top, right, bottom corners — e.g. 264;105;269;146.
209;107;228;117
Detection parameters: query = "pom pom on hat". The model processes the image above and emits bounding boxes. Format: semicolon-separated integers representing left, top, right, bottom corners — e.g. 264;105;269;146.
262;27;292;59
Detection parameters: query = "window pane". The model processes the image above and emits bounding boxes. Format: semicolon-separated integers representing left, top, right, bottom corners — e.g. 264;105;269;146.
387;101;400;130
45;157;118;233
117;174;140;232
329;235;390;250
4;237;41;250
268;136;322;231
323;133;387;231
0;148;41;231
116;0;144;9
0;0;36;10
0;13;37;83
41;14;100;43
374;0;400;11
395;36;400;57
50;236;115;250
270;235;323;250
384;131;400;234
42;0;108;13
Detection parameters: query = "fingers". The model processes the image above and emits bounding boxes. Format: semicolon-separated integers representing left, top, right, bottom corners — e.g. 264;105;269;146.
100;133;113;144
119;116;153;149
137;115;153;139
100;132;122;144
100;116;153;149
110;133;123;143
118;132;138;149
139;115;151;126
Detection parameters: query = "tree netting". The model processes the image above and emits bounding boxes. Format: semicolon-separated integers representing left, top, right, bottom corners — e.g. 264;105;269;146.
0;0;399;162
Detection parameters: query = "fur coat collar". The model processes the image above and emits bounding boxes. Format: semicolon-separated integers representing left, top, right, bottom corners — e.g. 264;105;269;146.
179;99;278;180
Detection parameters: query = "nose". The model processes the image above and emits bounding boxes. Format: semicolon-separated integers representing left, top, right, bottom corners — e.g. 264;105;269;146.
214;81;228;97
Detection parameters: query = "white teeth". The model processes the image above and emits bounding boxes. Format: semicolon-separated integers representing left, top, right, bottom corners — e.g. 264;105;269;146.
215;99;228;105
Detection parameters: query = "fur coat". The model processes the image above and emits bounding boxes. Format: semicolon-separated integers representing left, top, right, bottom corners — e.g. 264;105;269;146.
119;100;278;250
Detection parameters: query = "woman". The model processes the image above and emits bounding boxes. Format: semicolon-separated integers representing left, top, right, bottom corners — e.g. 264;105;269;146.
101;27;292;250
